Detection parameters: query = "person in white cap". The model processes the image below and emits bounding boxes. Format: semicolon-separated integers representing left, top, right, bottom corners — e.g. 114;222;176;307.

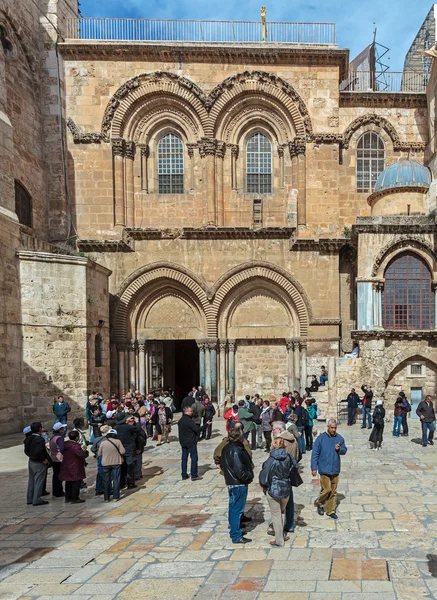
98;429;126;502
50;423;66;497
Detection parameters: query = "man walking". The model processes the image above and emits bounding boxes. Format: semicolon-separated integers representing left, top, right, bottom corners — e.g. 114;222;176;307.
416;395;435;447
177;405;210;481
361;385;373;429
311;419;347;520
24;422;51;506
346;388;360;426
220;427;254;544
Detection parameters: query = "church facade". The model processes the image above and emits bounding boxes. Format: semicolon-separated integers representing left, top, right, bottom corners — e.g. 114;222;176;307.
0;0;436;430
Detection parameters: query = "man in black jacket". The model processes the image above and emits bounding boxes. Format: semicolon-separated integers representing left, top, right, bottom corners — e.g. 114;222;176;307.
177;405;210;481
347;388;360;426
115;416;141;489
361;385;373;429
24;422;50;506
248;397;262;450
220;427;254;544
416;395;436;447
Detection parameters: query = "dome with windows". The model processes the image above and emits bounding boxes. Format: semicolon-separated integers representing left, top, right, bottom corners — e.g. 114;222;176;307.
368;159;432;217
374;159;431;193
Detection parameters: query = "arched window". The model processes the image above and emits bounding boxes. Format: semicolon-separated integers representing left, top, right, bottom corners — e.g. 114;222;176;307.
15;180;32;228
356;132;385;193
157;133;184;194
95;334;103;367
246;133;272;194
382;253;435;330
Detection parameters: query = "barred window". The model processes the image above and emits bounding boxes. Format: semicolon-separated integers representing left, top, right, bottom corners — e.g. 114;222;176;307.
158;133;184;194
15;180;32;228
246;133;272;194
382;253;435;330
356;132;385;193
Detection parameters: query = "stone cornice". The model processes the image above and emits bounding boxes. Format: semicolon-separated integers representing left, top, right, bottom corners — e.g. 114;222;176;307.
59;42;349;78
352;329;437;341
340;91;427;109
125;226;295;240
77;236;134;253
290;238;346;252
67;117;101;144
15;250;113;276
351;217;436;237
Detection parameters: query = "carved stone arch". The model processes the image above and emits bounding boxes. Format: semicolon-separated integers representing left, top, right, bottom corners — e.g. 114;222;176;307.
210;262;312;337
342;114;401;151
113;262;213;340
384;352;437;387
123;96;201;143
101;71;209;142
372;237;436;278
0;9;37;76
207;71;312;138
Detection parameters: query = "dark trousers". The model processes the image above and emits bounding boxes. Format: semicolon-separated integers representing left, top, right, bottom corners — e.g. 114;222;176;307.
263;430;272;450
305;426;313;450
135;453;143;479
120;454;136;488
102;465;121;500
205;422;213;440
250;428;257;450
27;460;47;505
52;461;64;497
181;444;198;479
401;413;408;435
347;406;356;426
284;488;295;531
95;456;104;494
65;480;81;501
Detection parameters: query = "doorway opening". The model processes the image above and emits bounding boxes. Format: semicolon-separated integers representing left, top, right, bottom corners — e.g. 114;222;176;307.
410;387;422;419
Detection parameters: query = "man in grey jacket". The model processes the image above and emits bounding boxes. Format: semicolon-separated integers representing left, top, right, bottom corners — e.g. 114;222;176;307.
416;395;435;447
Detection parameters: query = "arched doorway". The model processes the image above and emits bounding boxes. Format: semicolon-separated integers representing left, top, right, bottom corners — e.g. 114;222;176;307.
385;356;437;417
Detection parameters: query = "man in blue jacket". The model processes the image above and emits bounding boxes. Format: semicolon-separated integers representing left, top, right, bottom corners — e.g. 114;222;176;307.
311;419;347;520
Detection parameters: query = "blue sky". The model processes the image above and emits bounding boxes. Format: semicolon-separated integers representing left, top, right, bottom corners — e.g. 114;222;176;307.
79;0;432;72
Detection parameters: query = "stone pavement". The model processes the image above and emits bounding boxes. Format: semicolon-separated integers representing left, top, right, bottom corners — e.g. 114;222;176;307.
0;417;436;600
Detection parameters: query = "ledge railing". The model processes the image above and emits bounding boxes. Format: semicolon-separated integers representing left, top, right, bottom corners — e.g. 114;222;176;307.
65;18;336;45
340;71;428;93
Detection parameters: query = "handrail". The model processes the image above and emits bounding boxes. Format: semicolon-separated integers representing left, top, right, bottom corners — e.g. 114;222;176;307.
340;71;428;93
65;17;337;45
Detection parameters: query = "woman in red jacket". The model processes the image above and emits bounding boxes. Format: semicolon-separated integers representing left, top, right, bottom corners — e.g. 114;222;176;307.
59;431;88;504
224;404;239;432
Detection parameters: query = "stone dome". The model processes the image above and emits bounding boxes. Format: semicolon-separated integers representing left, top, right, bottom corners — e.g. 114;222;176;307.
374;159;431;193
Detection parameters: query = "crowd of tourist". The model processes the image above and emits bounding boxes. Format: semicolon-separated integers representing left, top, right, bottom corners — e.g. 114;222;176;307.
22;370;431;547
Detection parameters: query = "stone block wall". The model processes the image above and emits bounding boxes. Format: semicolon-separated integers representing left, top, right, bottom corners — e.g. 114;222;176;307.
235;341;288;400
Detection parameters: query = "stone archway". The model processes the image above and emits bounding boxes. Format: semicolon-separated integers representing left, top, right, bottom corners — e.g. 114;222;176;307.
384;354;437;415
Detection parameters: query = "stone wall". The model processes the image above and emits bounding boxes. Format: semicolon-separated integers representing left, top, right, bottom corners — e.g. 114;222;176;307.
235;341;288;400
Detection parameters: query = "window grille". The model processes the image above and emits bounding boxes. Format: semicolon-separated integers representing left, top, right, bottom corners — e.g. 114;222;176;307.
246;133;272;194
410;364;423;376
158;133;184;194
356;132;385;193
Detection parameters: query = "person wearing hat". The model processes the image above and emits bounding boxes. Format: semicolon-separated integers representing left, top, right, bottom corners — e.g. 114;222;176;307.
151;400;173;446
91;424;112;496
60;431;88;503
49;423;66;497
24;422;51;506
98;428;126;502
23;426;32;438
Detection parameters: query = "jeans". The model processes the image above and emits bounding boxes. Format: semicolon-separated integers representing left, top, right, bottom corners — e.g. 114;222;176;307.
120;454;136;488
297;426;306;454
320;375;328;385
243;431;250;440
181;444;198;479
421;421;435;446
393;415;402;436
263;430;272;451
27;460;47;505
256;424;263;448
102;465;121;500
284;488;295;531
54;416;67;427
95;456;104;494
228;485;248;542
52;461;64;497
401;412;409;435
362;407;372;428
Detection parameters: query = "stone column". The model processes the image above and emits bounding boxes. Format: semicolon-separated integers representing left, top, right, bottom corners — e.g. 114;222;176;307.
205;343;212;398
219;340;227;410
140;145;149;192
216;142;226;226
433;282;437;330
289;138;306;227
199;137;217;225
138;341;146;395
372;284;378;329
229;144;239;190
278;145;285;189
187;144;197;190
197;341;206;388
300;341;307;396
292;341;300;392
117;343;126;396
125;141;136;227
208;339;218;402
377;282;383;328
112;138;125;227
357;281;374;330
286;339;295;391
128;342;136;391
228;340;236;398
144;341;149;392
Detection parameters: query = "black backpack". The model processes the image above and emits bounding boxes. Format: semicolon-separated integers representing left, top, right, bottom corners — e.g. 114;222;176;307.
301;408;309;427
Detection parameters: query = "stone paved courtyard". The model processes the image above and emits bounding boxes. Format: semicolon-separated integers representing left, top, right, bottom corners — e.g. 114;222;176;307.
0;417;437;600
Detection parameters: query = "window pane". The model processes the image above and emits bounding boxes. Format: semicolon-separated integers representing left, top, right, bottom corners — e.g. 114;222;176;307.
382;252;435;330
246;133;272;194
356;132;385;193
158;133;184;194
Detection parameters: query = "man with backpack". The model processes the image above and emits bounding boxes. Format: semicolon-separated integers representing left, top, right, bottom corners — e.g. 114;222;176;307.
361;385;373;429
398;391;411;436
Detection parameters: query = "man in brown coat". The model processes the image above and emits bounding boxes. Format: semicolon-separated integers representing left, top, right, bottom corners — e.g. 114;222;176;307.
98;429;126;502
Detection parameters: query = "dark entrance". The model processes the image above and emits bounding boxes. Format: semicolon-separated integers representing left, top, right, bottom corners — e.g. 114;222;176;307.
161;340;199;409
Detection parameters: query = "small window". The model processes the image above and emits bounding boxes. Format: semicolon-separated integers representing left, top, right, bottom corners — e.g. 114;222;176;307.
15;181;32;228
410;364;422;376
356;132;385;193
246;133;272;194
408;363;424;378
157;133;184;194
95;334;102;368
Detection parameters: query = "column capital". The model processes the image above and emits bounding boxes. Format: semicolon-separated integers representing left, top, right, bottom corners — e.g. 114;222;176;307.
187;143;198;158
129;341;137;351
277;144;285;158
125;140;136;160
138;342;146;352
198;137;218;157
285;339;293;352
289;137;306;158
140;144;150;159
206;338;218;350
299;340;307;350
219;340;228;351
228;340;236;352
112;137;125;157
216;141;226;159
197;340;207;351
228;143;239;158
